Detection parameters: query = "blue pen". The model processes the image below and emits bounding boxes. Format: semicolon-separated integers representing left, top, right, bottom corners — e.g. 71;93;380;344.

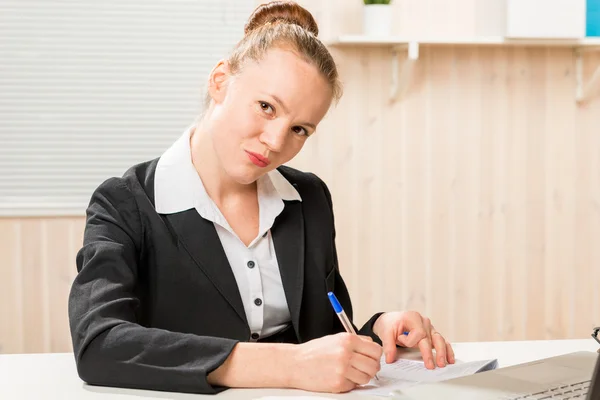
328;292;357;335
329;292;385;380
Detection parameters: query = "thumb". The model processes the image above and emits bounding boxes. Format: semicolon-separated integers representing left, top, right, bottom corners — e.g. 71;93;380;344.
381;329;397;363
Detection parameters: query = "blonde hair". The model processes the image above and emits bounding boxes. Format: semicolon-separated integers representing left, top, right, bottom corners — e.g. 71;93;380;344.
203;1;342;109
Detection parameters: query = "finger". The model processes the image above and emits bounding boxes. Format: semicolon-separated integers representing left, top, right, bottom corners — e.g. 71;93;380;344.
431;331;448;367
399;328;427;348
376;327;398;363
353;336;384;362
391;320;411;349
422;317;433;342
446;341;456;364
420;318;435;369
350;352;381;378
345;365;375;386
418;337;435;369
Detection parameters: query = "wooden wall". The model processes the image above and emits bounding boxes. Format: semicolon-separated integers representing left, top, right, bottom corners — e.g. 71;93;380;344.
293;44;600;343
287;0;600;341
1;0;599;354
0;218;83;354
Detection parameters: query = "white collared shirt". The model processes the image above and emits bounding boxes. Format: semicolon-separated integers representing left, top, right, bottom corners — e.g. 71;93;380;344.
154;126;302;340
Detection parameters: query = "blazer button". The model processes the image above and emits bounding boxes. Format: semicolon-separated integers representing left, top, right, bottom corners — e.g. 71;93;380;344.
247;261;255;269
254;298;262;306
251;333;259;340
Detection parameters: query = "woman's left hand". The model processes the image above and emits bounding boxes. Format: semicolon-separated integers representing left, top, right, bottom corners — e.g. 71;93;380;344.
373;311;455;369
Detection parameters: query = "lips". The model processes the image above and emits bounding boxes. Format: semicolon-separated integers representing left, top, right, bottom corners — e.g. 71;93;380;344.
246;150;270;168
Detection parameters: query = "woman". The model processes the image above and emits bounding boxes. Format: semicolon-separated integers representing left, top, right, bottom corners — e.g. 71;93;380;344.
68;1;455;395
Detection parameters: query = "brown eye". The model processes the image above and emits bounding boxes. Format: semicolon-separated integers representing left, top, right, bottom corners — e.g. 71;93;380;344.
292;126;308;136
259;101;274;115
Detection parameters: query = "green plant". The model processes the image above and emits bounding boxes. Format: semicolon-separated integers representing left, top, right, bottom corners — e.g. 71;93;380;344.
363;0;392;4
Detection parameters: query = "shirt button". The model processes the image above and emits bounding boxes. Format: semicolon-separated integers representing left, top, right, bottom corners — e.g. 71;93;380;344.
247;260;255;269
251;333;259;340
254;298;262;306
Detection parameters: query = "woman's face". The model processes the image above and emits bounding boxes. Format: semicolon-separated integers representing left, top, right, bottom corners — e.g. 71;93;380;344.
206;47;333;185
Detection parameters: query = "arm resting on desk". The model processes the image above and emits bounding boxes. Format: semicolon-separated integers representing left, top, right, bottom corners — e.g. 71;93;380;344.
69;178;237;394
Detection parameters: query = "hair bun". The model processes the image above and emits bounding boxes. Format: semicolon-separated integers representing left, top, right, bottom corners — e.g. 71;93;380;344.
244;1;319;37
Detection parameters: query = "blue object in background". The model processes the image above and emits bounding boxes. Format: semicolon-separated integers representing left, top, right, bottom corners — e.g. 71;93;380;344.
588;0;600;36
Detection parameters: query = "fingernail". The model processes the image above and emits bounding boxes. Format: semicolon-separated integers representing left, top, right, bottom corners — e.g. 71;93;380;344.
427;360;434;369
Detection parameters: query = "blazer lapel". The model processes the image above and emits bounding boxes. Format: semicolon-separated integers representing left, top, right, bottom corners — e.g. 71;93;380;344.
272;200;305;341
163;210;248;328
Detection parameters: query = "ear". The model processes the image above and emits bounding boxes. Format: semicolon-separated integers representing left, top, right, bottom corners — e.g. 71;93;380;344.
207;60;230;104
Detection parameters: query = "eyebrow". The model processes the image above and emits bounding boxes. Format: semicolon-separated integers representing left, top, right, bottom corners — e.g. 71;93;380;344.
270;94;317;130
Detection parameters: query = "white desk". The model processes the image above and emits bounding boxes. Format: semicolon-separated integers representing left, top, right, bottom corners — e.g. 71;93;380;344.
1;339;597;400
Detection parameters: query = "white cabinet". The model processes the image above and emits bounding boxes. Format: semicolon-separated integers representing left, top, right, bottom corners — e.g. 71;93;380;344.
507;0;587;38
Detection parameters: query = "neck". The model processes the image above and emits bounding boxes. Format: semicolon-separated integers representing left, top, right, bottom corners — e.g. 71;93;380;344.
190;117;256;204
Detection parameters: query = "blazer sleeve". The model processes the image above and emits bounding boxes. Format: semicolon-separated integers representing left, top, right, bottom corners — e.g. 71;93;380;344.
68;178;238;395
317;177;385;345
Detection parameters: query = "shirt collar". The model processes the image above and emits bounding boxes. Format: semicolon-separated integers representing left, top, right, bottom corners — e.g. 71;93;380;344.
154;125;302;215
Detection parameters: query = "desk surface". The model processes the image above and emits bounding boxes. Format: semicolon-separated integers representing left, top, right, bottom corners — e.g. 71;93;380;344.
1;339;598;400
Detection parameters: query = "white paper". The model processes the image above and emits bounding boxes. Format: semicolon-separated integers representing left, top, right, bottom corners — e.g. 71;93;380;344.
352;357;498;397
253;397;334;400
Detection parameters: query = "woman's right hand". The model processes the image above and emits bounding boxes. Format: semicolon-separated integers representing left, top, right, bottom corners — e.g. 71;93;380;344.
289;333;383;393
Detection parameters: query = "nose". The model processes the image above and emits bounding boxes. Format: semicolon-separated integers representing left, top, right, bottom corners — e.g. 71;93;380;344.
259;121;288;153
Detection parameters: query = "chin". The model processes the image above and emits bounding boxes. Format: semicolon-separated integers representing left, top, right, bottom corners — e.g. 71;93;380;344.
227;166;262;186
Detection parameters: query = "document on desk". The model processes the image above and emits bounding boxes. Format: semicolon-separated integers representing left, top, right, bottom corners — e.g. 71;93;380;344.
353;357;498;397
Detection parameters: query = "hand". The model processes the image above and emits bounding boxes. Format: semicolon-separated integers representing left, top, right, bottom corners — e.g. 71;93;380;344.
373;311;455;369
290;333;383;393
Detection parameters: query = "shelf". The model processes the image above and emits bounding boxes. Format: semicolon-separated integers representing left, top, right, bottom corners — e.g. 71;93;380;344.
327;35;600;47
327;36;600;103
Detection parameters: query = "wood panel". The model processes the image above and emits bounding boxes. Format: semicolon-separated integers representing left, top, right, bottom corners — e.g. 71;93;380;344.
0;218;84;354
289;0;599;343
0;219;22;353
289;3;600;340
302;45;600;343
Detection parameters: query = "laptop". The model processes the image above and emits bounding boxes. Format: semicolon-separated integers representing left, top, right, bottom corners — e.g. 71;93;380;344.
393;351;599;400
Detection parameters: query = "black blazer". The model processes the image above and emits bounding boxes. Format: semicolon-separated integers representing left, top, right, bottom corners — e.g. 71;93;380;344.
68;158;383;395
